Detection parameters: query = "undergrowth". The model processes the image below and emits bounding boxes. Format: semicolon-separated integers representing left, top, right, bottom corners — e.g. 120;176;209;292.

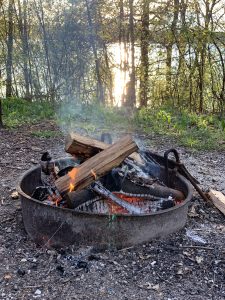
2;98;225;151
2;97;54;127
135;107;225;150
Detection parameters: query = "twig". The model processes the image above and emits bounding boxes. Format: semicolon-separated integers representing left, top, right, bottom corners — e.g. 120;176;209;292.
0;217;15;225
24;285;42;289
180;245;214;250
156;272;173;285
0;164;27;170
118;246;134;251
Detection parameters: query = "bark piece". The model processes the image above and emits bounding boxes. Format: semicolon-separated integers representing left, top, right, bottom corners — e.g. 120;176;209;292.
56;135;138;194
208;189;225;216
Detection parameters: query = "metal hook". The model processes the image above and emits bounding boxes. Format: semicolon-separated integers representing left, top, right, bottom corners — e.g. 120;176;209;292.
164;148;181;186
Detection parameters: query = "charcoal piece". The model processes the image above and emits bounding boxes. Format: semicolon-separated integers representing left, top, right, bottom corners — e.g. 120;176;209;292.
160;199;175;210
101;169;122;191
41;152;52;162
17;269;26;276
68;189;97;208
77;260;88;272
31;186;50;201
87;254;100;261
56;265;64;275
57;166;74;177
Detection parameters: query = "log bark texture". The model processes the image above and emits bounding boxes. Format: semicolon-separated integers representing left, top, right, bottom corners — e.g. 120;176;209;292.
56;135;138;194
65;132;143;163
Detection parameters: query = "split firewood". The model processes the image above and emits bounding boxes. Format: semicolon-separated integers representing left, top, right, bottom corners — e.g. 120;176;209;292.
55;135;138;195
65;132;143;164
208;189;225;216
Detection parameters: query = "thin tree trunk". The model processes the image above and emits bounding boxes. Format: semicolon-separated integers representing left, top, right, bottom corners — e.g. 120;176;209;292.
125;0;136;108
139;0;149;107
6;0;14;98
165;0;179;100
17;0;31;100
0;98;3;128
85;0;104;104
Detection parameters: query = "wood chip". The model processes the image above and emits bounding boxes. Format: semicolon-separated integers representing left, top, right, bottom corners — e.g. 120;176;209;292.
208;189;225;216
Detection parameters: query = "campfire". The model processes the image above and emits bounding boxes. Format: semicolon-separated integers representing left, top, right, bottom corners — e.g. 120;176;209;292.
32;134;185;215
18;133;193;248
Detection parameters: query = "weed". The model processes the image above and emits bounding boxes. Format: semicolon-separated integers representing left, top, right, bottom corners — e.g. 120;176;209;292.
31;130;59;138
135;107;225;151
2;97;54;127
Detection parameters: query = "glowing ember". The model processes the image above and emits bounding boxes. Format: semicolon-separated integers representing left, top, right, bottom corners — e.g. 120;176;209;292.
108;192;145;214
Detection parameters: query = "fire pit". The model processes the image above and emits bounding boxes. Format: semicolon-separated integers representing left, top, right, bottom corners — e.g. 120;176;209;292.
18;149;193;249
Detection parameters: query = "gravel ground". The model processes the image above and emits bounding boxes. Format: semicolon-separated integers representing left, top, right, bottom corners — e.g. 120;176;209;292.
0;121;225;300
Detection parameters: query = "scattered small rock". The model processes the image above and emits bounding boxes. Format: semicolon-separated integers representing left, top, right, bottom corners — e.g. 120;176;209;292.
17;269;26;276
11;191;19;199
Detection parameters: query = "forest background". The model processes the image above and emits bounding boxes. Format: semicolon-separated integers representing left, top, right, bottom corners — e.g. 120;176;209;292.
1;0;225;150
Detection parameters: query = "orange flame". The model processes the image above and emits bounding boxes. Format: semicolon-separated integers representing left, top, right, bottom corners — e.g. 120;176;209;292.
91;169;97;180
68;167;79;192
69;183;75;192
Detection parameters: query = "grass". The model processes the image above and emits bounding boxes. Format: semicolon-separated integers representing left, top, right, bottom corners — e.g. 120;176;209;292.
2;97;55;128
31;130;59;138
134;107;225;150
2;98;225;150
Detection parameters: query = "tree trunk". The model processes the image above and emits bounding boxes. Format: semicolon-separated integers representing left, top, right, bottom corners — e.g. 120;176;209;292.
165;0;179;100
85;0;104;104
6;0;14;98
0;98;3;128
17;0;31;100
139;0;149;107
125;0;136;108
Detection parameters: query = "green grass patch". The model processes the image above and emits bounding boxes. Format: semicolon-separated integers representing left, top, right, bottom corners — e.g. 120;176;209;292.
2;97;55;128
134;107;225;150
31;130;59;138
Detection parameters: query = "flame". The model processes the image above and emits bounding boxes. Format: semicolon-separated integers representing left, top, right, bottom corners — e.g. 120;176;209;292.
91;169;97;180
69;183;75;192
68;167;79;192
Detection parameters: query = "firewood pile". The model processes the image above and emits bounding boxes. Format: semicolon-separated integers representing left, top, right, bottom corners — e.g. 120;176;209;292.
31;133;187;215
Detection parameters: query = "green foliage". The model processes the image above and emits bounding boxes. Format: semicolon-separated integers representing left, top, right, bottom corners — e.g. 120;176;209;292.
31;130;59;138
2;98;55;127
135;107;225;150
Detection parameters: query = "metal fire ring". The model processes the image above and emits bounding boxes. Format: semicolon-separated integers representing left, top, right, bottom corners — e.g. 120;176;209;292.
18;157;193;249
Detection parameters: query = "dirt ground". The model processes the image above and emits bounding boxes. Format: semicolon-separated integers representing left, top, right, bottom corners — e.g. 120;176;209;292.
0;121;225;300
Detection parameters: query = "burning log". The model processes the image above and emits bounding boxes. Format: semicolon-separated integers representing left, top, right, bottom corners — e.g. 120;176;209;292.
92;181;145;214
55;135;138;195
65;132;143;164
